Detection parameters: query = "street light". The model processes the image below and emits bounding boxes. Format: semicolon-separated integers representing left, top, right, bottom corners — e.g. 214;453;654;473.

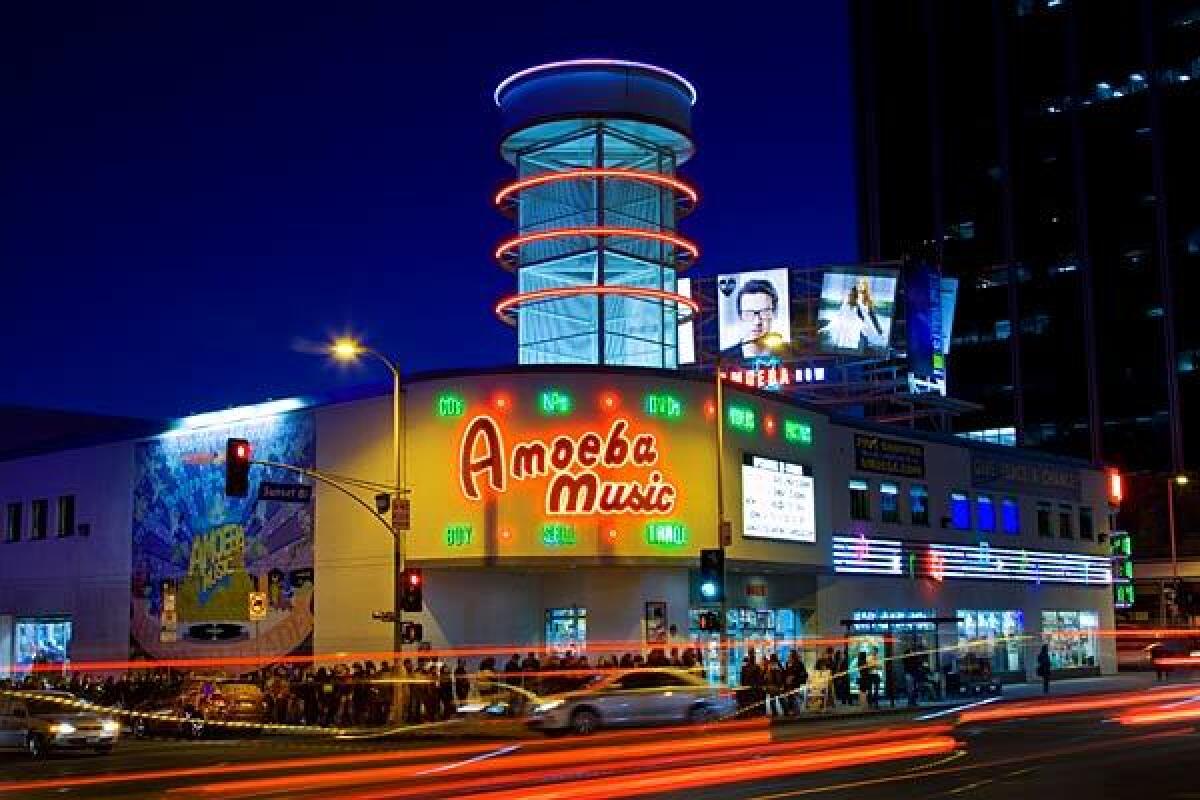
1168;473;1188;583
712;331;784;684
325;337;407;676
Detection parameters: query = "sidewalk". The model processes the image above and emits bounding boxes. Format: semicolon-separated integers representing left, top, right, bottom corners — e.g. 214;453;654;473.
770;671;1164;726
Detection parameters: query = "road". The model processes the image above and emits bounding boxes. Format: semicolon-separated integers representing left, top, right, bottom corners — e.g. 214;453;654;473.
3;676;1198;799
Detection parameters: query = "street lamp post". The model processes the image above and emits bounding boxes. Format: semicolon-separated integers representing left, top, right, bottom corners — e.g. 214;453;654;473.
712;333;783;685
330;338;406;668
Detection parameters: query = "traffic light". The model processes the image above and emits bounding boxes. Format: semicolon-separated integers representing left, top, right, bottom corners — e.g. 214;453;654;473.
699;548;725;603
225;438;251;497
400;567;423;612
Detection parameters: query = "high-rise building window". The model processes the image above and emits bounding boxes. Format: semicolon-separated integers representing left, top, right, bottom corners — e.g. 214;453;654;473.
1058;504;1074;538
5;503;20;543
31;499;48;540
976;495;995;533
880;482;900;524
910;485;930;526
849;479;871;521
56;495;75;537
1037;503;1055;537
950;492;971;530
1079;507;1094;540
1002;498;1020;534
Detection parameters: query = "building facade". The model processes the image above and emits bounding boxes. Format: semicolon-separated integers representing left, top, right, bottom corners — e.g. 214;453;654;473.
1;368;1118;685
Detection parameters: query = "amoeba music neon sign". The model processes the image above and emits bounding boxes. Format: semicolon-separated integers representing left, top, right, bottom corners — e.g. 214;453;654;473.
832;535;1112;585
458;416;678;516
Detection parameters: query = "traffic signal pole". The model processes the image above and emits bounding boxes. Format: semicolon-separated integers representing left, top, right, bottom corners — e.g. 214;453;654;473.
714;354;728;685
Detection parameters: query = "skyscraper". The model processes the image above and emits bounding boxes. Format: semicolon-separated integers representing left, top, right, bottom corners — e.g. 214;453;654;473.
852;0;1199;488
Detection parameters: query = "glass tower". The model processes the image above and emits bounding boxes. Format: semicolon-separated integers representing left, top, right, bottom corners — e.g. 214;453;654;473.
494;60;699;368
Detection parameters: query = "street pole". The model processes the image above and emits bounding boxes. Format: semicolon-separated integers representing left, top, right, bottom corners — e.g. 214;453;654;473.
714;353;727;685
1168;476;1179;581
392;365;404;669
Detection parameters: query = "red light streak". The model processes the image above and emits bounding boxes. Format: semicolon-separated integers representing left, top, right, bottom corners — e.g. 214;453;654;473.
1119;706;1200;726
494;169;698;211
959;684;1200;723
494;285;700;326
348;735;958;800
494;227;699;268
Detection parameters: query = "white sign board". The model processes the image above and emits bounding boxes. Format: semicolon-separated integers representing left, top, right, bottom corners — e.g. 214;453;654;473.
741;456;815;543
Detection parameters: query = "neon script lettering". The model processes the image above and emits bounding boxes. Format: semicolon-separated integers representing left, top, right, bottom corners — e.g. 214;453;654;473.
458;416;678;516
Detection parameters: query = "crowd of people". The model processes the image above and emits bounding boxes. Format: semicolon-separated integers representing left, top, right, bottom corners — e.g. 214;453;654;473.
0;642;942;728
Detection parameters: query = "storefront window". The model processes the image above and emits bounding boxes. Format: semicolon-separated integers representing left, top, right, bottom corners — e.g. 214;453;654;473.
848;609;935;694
1001;498;1020;534
1041;610;1099;669
849;479;870;521
1058;505;1074;538
1037;502;1054;537
950;492;970;530
1079;507;1094;540
14;617;71;671
691;606;802;686
880;482;900;524
909;485;929;526
544;607;586;656
956;609;1025;677
976;495;995;533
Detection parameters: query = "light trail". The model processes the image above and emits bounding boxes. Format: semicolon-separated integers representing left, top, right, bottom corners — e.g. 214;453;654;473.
377;737;960;800
914;696;1002;721
959;683;1200;723
1118;705;1200;726
415;744;523;775
184;725;951;798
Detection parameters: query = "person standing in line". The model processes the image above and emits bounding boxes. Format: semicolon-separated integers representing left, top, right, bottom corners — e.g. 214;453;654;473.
1037;644;1052;695
830;649;845;706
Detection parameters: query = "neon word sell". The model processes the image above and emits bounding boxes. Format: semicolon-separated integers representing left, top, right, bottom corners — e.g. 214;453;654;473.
458;416;678;516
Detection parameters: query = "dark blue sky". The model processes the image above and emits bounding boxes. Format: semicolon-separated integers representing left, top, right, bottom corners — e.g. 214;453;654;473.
2;2;855;420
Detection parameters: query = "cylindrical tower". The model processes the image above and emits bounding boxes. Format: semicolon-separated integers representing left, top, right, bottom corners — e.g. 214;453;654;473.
493;59;700;368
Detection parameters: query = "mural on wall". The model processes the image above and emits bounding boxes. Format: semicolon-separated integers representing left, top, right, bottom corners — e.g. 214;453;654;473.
131;412;315;662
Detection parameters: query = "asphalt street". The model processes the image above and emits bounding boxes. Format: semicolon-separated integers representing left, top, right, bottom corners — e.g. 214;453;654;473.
2;675;1196;799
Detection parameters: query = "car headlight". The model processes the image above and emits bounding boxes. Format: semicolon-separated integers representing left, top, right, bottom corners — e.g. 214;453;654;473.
102;720;120;733
533;700;564;713
49;723;76;735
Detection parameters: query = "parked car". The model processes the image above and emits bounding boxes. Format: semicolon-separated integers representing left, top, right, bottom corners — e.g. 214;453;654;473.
525;668;737;735
0;690;120;756
133;678;267;738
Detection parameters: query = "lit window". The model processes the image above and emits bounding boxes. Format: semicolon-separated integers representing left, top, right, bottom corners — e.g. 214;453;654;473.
56;495;75;538
909;485;930;526
880;482;900;524
849;479;870;521
950;492;970;530
977;495;995;533
30;499;48;540
1002;498;1020;534
5;503;20;543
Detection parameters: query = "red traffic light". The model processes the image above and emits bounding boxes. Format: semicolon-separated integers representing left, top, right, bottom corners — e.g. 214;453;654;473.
408;572;421;586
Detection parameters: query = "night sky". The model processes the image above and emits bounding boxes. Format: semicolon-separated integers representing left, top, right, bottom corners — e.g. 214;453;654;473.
2;2;855;420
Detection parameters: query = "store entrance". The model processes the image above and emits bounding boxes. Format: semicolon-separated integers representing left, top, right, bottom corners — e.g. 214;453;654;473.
688;607;809;685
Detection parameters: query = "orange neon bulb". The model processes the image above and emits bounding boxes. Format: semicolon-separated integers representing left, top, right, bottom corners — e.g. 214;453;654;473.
492;392;511;411
500;528;512;541
601;391;619;410
607;528;618;541
494;227;699;265
494;169;699;209
764;415;777;435
1108;469;1123;504
704;399;716;418
494;285;700;324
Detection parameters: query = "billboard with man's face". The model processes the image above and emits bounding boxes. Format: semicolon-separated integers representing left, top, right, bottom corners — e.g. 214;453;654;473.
716;269;791;361
816;268;898;354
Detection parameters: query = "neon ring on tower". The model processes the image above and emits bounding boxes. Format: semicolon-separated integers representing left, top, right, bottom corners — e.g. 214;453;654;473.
494;286;699;326
494;169;698;218
494;227;699;271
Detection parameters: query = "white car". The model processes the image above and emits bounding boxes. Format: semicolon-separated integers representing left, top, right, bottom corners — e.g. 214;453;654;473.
0;690;120;756
526;668;737;735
